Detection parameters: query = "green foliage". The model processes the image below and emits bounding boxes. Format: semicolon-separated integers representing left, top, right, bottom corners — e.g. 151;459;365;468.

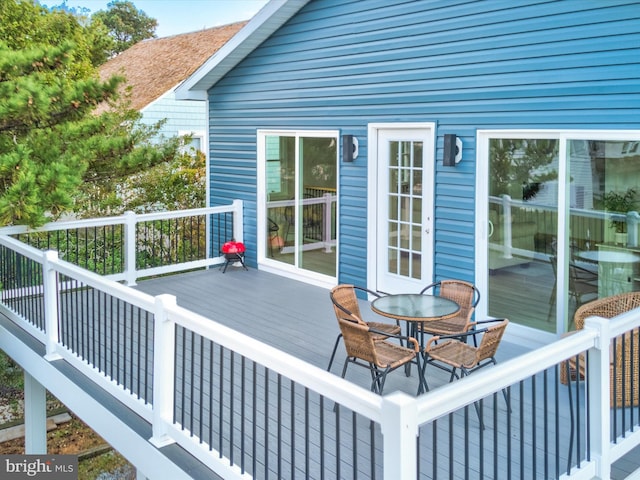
123;148;206;213
0;40;122;226
0;1;184;227
1;0;106;71
78;451;132;480
603;188;637;233
489;139;558;200
0;351;23;389
92;0;157;57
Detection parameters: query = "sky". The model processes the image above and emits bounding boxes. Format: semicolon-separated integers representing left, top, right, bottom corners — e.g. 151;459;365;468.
66;0;270;37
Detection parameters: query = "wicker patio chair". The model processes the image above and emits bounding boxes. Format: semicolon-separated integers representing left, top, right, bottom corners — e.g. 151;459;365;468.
418;279;480;339
267;218;281;257
547;255;598;321
337;316;422;394
559;292;640;407
327;285;401;372
421;318;509;427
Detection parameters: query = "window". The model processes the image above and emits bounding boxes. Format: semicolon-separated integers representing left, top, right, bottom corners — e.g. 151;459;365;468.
179;130;205;154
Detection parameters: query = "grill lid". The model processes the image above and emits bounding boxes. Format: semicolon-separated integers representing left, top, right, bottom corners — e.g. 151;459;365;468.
221;240;246;254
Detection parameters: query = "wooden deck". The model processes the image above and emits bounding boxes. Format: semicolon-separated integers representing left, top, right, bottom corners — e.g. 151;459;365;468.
133;266;525;395
1;257;637;478
132;266;640;479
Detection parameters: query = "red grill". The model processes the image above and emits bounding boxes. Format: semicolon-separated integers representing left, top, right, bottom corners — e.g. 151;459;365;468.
220;240;248;273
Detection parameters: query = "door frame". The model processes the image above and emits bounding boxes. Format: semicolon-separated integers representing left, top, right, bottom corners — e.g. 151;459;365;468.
367;123;436;293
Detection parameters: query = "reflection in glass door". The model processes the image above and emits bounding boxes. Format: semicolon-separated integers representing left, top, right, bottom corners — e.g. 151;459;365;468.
262;132;337;279
567;139;640;311
486;138;559;332
484;134;640;334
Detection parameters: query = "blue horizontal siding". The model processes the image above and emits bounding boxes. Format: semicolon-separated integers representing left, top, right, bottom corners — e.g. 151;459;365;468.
208;0;640;284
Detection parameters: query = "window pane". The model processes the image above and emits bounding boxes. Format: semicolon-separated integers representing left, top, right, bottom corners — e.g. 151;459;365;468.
298;136;337;277
265;135;295;265
487;138;558;332
568;139;640;305
264;134;337;277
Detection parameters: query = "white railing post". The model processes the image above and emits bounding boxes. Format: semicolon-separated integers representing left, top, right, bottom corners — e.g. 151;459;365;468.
322;193;333;253
381;392;418;480
626;211;639;247
501;194;513;258
43;250;62;361
232;199;244;244
124;210;138;286
149;294;177;447
584;315;612;479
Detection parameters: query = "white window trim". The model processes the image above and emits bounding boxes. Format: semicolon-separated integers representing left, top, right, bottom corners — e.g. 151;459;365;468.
178;130;206;153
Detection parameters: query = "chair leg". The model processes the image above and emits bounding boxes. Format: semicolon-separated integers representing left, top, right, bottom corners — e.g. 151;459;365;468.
326;334;342;372
417;354;429;395
340;358;351;380
284;221;293;245
547;278;557;321
369;364;381;393
502;387;511;413
371;366;390;395
472;400;485;430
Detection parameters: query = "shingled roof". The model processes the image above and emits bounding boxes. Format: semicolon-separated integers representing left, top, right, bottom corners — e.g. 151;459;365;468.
99;21;246;111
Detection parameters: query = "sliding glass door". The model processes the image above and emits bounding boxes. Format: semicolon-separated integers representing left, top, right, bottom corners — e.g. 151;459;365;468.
480;132;640;333
260;131;338;280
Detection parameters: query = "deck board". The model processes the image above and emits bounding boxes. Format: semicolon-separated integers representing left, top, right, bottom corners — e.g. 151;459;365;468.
134;267;515;395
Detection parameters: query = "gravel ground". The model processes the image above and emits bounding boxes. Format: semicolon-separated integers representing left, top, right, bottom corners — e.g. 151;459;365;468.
0;385;63;425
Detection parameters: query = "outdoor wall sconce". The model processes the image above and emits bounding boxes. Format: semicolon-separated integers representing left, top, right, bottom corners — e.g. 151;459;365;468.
342;135;359;162
443;134;463;166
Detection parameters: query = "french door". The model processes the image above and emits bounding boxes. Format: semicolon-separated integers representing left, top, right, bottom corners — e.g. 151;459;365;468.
371;125;435;294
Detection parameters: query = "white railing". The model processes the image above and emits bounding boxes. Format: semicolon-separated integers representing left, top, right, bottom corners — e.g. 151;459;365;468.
0;201;243;286
267;193;336;253
489;194;640;257
1;209;640;478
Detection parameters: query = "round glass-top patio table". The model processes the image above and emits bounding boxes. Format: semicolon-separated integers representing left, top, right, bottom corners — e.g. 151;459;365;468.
371;294;460;323
371;294;460;383
576;250;640;264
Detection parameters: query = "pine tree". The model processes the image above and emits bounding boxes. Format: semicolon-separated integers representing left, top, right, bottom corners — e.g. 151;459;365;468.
0;41;122;225
0;1;185;226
